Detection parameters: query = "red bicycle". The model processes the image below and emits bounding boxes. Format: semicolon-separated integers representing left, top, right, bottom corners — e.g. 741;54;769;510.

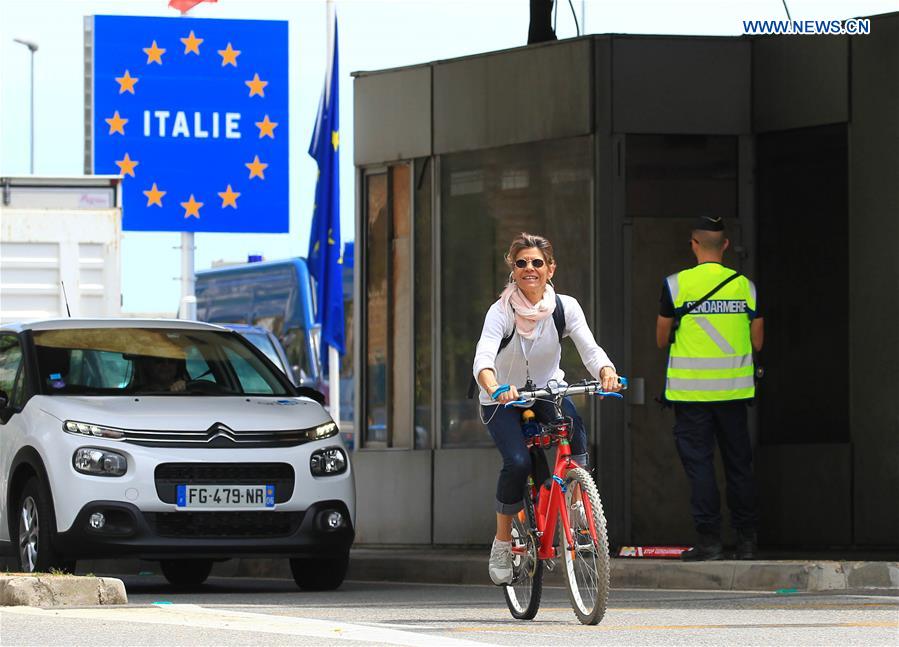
501;378;626;625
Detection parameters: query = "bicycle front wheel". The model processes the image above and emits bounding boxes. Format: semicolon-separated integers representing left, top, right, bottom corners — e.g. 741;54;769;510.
503;488;543;620
561;467;611;625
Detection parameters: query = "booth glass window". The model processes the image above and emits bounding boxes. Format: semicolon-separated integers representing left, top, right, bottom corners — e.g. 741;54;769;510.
363;164;414;448
439;137;595;447
414;158;433;449
626;134;738;218
365;172;389;446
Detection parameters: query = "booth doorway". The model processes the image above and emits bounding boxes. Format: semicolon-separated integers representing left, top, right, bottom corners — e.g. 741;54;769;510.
624;134;745;544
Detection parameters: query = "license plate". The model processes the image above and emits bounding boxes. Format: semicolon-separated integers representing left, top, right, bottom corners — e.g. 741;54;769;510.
176;484;275;509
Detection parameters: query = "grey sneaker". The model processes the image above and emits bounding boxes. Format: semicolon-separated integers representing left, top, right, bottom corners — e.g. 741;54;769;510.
488;539;513;585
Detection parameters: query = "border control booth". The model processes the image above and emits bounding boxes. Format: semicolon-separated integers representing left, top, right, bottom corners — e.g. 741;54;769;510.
351;14;899;551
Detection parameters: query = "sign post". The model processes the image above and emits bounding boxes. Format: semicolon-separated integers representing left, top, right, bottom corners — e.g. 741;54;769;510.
180;232;196;319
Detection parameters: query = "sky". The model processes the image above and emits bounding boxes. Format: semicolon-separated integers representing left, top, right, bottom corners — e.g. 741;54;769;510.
1;0;897;313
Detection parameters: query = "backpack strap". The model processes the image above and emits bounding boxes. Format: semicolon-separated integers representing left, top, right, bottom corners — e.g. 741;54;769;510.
467;295;567;399
552;293;566;341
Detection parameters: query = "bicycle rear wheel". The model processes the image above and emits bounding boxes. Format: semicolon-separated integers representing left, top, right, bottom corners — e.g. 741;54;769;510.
503;488;543;620
561;467;610;625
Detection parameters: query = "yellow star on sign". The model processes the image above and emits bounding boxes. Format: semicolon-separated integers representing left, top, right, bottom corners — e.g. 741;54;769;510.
218;184;240;208
245;73;268;97
105;111;128;135
331;130;339;152
255;115;278;139
115;70;139;94
143;183;166;207
180;194;203;219
115;153;139;177
245;155;268;180
218;42;241;67
143;40;166;65
180;30;203;55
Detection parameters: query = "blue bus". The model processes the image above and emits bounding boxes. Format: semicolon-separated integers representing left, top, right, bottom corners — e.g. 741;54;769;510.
195;250;354;429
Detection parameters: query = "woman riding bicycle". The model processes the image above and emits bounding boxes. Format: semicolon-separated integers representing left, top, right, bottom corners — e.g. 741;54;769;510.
473;232;622;585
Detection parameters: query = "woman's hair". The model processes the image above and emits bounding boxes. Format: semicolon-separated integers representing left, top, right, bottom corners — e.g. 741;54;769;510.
504;232;555;269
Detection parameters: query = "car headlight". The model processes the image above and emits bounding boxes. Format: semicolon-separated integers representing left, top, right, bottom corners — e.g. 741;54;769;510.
73;448;128;477
63;420;125;440
310;447;347;476
308;421;338;441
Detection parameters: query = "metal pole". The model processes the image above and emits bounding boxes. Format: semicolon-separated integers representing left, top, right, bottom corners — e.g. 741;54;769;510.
13;38;38;174
326;0;334;94
180;232;196;319
29;50;34;174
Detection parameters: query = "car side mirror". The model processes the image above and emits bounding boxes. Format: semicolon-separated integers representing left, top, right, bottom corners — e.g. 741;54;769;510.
296;386;326;405
0;390;8;410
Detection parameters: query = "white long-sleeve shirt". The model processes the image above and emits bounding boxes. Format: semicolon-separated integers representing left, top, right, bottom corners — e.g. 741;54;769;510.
472;294;615;405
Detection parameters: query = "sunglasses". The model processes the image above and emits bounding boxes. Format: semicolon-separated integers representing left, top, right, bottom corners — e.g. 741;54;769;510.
514;258;545;269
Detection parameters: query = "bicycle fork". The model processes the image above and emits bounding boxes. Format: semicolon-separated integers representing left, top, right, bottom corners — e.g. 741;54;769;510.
532;474;578;561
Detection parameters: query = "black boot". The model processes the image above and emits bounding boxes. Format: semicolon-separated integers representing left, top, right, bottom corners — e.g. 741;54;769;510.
681;532;723;561
735;529;757;560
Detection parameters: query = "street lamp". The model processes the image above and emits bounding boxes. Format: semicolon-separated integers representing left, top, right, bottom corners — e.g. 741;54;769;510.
13;38;38;174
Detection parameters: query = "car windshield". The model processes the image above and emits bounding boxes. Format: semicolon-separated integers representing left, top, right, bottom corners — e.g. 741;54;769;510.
32;327;292;397
239;331;285;372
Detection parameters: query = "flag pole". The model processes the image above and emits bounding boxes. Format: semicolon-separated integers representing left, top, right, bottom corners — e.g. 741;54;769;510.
325;0;340;427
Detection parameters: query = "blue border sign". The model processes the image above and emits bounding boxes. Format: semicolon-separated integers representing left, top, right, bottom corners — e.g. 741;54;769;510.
93;15;289;233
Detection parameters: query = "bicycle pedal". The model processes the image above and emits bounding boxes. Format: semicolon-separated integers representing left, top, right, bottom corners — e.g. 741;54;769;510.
545;558;556;571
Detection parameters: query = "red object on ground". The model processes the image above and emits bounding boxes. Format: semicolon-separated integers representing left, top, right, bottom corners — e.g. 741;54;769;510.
618;546;690;558
168;0;217;14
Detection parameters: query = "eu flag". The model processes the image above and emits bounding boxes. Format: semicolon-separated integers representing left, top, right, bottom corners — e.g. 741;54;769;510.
307;19;344;367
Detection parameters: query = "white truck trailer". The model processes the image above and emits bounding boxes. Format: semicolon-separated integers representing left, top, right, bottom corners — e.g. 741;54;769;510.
0;176;123;323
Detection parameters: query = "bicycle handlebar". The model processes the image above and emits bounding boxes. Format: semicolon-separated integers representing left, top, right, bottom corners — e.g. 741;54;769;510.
499;377;628;407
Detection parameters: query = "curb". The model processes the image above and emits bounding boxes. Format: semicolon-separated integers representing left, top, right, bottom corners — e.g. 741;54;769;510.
609;559;899;592
0;575;127;607
66;551;899;593
344;550;899;592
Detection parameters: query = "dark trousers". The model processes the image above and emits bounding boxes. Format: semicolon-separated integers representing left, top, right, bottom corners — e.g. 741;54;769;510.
482;397;587;515
673;401;757;535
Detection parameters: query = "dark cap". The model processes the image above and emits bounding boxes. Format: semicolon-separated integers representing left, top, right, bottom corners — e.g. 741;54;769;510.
694;216;724;232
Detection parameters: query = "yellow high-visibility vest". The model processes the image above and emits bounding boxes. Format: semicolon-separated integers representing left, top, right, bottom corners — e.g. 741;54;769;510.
665;263;757;402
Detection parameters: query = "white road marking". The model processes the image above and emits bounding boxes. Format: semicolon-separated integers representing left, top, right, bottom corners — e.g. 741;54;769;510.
2;604;496;646
355;621;444;629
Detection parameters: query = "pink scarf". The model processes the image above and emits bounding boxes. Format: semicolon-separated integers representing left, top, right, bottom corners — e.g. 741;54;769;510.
499;283;556;340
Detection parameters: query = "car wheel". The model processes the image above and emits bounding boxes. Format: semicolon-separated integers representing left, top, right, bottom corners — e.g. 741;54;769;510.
289;552;349;591
16;476;73;573
160;559;214;588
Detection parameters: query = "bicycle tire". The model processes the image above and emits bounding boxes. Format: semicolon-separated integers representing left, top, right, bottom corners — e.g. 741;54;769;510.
503;486;543;620
560;467;611;625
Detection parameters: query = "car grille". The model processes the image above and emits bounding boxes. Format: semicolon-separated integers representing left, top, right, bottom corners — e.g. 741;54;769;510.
120;423;317;449
154;463;295;504
144;511;304;538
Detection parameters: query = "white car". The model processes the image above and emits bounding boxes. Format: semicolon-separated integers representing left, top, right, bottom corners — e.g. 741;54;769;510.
0;319;355;590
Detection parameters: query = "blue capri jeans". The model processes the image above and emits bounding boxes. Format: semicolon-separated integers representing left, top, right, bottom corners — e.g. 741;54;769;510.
481;397;587;515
